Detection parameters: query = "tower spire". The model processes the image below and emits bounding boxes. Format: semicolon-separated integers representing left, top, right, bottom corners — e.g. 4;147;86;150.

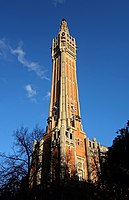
59;19;69;33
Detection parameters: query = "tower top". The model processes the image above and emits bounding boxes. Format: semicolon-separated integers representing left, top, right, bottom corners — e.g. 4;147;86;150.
62;18;66;22
60;19;69;33
52;19;76;59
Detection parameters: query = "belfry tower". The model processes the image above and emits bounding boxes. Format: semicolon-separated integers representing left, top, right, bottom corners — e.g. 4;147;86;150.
43;19;88;182
30;19;107;186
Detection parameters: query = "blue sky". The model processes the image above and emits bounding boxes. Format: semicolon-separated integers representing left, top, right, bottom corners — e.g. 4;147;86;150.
0;0;129;153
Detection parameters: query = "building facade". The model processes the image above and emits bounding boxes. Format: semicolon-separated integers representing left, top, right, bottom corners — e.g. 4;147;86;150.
30;19;107;186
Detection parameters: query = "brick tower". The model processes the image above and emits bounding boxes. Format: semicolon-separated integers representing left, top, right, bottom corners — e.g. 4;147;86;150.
43;19;88;182
30;19;107;186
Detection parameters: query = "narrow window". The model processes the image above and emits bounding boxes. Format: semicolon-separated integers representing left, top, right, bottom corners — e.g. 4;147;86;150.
71;119;75;127
65;131;68;137
89;141;91;147
58;131;60;138
70;133;73;140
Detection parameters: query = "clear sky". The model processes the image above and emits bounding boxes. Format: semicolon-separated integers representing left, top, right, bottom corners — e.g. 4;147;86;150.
0;0;129;153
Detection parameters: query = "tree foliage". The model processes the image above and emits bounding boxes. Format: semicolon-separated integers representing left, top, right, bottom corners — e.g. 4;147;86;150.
105;120;129;187
0;126;44;199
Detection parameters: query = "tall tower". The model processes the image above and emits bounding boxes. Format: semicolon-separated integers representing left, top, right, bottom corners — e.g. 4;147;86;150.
30;20;108;187
43;19;88;182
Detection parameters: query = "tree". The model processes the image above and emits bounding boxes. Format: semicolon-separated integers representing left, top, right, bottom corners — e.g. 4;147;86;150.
100;120;129;199
106;120;129;186
0;126;44;199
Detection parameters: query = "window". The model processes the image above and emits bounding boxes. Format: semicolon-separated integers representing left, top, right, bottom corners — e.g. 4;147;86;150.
77;139;83;146
58;131;60;138
70;119;75;127
62;41;66;46
62;32;65;36
65;131;68;137
89;141;91;147
70;133;73;140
